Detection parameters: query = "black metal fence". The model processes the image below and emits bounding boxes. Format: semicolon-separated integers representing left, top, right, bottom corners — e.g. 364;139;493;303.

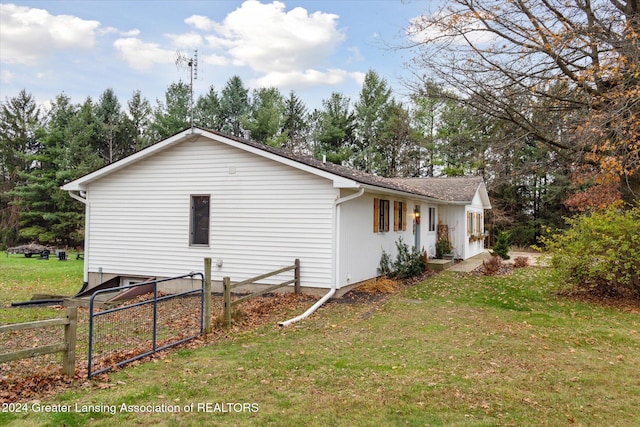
87;273;204;378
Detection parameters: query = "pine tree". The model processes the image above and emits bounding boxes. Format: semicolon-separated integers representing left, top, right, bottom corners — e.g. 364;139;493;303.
281;91;309;153
313;92;354;164
491;232;510;260
0;90;42;247
353;70;392;173
243;87;285;146
219;76;249;137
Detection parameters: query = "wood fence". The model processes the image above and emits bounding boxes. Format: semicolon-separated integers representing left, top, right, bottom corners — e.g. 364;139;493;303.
222;259;300;325
0;306;77;377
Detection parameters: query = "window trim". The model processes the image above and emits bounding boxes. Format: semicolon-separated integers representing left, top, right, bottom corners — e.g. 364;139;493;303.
190;194;210;246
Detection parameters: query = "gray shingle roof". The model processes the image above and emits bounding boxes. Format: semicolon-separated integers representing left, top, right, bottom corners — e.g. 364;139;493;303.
208;128;485;204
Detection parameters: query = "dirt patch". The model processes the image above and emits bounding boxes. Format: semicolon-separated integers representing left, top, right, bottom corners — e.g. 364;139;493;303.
334;271;437;305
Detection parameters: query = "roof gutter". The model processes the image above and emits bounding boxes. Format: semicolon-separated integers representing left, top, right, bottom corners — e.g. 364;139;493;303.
358;183;444;204
279;187;365;327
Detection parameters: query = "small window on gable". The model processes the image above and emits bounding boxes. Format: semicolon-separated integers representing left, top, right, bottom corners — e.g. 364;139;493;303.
373;198;390;233
394;201;407;232
190;195;210;246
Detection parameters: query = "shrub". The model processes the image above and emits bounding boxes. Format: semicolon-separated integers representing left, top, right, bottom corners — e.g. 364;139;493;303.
539;203;640;297
482;255;503;275
378;250;392;277
378;237;427;279
513;256;529;268
491;232;511;260
435;238;452;259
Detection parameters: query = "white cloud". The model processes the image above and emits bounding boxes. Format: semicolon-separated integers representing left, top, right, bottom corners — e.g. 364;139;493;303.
1;69;15;83
166;32;203;49
347;46;364;63
407;12;497;46
205;1;345;73
0;3;100;65
201;53;229;66
252;68;362;90
113;38;173;71
100;27;140;37
185;15;215;31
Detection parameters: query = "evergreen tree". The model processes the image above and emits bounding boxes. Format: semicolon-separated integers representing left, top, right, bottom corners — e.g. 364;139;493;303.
314;92;355;164
126;90;153;151
194;85;223;131
377;100;418;177
243;87;285;146
353;70;392;173
219;76;249;137
410;81;447;177
281;91;309;153
0;90;42;247
435;101;487;177
95;88;131;163
150;81;191;140
11;96;98;246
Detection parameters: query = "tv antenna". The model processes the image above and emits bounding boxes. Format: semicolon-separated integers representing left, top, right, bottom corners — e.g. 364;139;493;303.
175;49;198;129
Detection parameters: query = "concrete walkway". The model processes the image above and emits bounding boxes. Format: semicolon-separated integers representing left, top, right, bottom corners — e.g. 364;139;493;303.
447;250;493;272
447;250;546;273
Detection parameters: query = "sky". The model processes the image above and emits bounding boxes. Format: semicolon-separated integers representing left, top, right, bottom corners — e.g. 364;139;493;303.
0;0;438;112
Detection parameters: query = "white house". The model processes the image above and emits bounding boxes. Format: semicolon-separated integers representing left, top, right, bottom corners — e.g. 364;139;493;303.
62;127;491;296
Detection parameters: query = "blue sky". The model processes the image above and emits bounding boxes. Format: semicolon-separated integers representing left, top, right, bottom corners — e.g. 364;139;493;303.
0;0;437;111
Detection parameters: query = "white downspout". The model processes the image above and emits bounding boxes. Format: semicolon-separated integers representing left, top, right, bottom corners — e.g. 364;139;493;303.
279;187;365;327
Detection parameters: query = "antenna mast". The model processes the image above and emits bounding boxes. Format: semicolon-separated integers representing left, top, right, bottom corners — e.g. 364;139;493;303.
175;49;198;130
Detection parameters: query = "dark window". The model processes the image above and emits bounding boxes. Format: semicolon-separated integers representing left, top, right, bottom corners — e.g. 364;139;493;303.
429;207;436;232
379;199;390;232
190;195;210;245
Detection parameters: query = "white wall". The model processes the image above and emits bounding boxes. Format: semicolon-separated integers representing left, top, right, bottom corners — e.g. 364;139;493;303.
465;191;487;258
85;136;337;289
437;205;464;259
338;192;428;288
438;195;487;260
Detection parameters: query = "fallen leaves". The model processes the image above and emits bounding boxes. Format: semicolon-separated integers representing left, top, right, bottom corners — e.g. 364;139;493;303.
0;291;316;403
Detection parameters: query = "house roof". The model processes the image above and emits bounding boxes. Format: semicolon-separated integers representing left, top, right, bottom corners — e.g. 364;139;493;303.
62;127;491;207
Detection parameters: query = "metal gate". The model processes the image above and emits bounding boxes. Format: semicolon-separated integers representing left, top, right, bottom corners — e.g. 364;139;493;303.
87;273;204;378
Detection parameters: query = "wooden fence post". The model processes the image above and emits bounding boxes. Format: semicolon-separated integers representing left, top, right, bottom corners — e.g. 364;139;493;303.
203;258;212;334
62;306;77;377
223;276;231;326
294;258;300;294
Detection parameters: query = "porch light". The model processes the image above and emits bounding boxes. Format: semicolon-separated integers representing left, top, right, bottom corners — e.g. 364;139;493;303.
413;208;421;224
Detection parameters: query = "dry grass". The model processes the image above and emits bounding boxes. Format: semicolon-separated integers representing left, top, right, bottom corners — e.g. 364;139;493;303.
355;277;402;294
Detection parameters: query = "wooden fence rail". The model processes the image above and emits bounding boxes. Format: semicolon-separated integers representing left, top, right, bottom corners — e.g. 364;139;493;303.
222;259;300;325
0;306;77;377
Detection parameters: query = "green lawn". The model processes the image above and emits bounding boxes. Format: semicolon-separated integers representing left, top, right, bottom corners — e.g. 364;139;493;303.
0;252;84;323
1;256;639;426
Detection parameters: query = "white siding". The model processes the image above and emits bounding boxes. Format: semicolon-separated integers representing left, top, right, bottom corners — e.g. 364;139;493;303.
438;205;465;259
338;192;420;287
417;203;438;258
438;192;487;260
86;137;337;289
465;191;487;259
